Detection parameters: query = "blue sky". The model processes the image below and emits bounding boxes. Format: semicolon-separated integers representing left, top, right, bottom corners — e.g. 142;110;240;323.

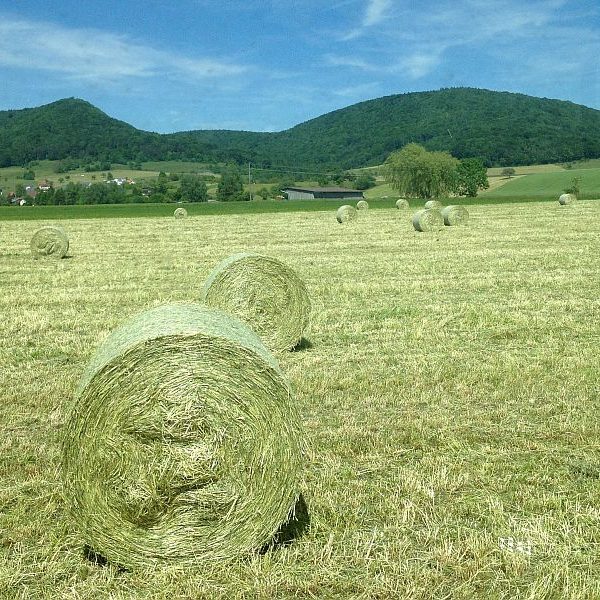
0;0;598;133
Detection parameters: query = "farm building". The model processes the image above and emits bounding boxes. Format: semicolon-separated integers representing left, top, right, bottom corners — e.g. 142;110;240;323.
282;186;364;200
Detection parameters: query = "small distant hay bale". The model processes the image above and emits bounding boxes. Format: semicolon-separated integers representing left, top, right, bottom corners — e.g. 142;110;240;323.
395;198;409;209
200;253;310;352
356;200;369;210
174;207;188;219
30;226;69;259
424;200;442;210
441;205;470;226
336;205;357;223
412;209;444;232
558;193;576;205
61;302;305;569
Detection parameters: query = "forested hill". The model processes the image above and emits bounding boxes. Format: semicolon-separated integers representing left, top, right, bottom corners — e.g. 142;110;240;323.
2;88;600;168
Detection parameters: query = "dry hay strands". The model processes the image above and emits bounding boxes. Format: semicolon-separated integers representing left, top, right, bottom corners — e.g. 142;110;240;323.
61;302;306;570
336;204;357;223
441;205;470;226
395;198;409;209
424;200;443;210
412;209;444;232
558;193;577;205
356;199;369;210
30;225;69;259
174;207;188;218
200;253;310;352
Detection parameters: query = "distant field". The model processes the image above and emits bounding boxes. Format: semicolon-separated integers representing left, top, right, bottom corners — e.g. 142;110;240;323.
482;167;600;199
2;200;600;598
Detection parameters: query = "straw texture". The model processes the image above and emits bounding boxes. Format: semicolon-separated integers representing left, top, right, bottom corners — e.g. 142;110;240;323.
441;205;470;226
174;207;188;219
558;193;576;205
424;200;442;210
200;253;310;352
412;209;444;232
62;302;305;569
336;205;357;223
395;198;409;209
356;200;369;210
30;226;69;259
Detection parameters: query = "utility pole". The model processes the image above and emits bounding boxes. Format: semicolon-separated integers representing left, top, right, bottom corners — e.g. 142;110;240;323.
248;162;253;201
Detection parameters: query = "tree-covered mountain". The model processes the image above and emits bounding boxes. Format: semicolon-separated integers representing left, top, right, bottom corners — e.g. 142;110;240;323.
2;88;600;169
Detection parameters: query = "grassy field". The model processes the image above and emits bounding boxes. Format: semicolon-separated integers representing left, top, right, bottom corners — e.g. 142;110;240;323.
1;199;599;598
481;168;600;200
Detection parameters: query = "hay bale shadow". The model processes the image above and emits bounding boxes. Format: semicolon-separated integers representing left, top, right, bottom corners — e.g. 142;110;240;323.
291;337;313;352
260;493;310;553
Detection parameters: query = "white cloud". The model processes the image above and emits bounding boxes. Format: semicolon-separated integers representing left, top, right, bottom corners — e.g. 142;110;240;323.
0;16;247;83
328;0;597;83
363;0;392;26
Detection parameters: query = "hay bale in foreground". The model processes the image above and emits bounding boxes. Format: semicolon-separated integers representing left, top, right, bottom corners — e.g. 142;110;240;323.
441;205;470;226
174;207;188;218
558;193;576;205
424;200;442;210
336;205;357;223
412;209;444;232
30;226;69;259
62;302;305;569
395;198;409;209
200;253;310;352
356;200;369;210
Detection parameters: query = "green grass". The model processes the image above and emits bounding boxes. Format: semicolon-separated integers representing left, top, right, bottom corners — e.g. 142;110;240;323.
482;167;600;199
1;200;600;597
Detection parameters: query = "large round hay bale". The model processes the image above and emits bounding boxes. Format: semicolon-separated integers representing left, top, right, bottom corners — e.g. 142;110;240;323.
336;205;357;223
441;205;470;226
424;200;442;210
395;198;409;209
174;207;188;219
356;200;369;210
30;226;69;259
412;209;444;232
62;302;305;569
558;193;576;205
200;253;310;352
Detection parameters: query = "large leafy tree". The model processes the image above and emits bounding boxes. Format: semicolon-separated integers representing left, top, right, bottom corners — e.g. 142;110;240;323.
216;163;245;201
455;158;489;197
179;174;208;202
384;143;459;198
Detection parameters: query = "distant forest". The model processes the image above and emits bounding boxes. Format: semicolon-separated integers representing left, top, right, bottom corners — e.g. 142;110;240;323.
1;87;600;169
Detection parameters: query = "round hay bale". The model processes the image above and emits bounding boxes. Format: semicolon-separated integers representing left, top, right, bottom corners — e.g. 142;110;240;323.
395;198;409;209
174;207;188;219
200;253;310;352
412;209;444;232
558;193;576;205
336;204;357;223
356;200;369;210
441;205;470;226
424;200;442;210
62;302;305;569
30;226;69;259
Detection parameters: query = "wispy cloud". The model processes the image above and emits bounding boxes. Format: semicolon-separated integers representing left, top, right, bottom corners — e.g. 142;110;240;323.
0;16;247;83
363;0;392;26
328;0;596;82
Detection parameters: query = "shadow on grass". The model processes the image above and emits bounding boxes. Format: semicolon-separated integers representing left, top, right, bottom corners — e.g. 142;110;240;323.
291;337;313;352
260;493;310;553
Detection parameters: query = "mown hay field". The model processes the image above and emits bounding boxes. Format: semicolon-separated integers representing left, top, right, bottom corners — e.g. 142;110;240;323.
1;200;599;598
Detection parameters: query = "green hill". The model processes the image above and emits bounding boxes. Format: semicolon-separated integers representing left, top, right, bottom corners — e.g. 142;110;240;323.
2;88;600;169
